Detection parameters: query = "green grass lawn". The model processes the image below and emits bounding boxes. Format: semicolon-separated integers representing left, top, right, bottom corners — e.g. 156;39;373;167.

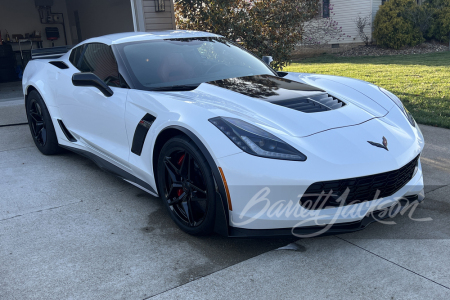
285;51;450;129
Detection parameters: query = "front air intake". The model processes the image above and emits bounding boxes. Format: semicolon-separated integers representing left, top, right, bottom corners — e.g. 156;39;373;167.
300;155;420;209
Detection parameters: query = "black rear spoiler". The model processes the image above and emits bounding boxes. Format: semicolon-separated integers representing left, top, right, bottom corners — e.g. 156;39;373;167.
31;45;73;59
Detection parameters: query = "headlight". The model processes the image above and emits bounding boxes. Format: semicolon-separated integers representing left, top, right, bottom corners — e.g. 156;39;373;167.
379;87;415;127
209;117;307;161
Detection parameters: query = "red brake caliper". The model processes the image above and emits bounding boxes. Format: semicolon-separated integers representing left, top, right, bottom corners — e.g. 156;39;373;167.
176;154;186;197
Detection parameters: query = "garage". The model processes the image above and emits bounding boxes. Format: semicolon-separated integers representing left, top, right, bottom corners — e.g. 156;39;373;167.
0;0;175;83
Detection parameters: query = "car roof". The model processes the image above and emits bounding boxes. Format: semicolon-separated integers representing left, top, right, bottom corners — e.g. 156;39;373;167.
78;30;222;46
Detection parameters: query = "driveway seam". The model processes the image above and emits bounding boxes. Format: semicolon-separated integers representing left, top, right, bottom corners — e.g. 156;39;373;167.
336;236;450;291
142;262;244;299
0;123;28;128
0;201;83;222
426;184;449;194
142;243;287;300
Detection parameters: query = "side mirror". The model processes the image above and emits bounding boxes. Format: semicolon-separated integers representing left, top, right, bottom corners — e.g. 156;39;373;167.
72;72;114;97
262;56;273;65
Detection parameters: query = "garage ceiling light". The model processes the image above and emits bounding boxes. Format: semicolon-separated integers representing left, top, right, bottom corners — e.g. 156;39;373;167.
155;0;165;12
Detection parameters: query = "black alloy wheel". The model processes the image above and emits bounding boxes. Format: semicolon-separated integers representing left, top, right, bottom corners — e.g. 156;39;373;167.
28;98;47;147
157;136;216;235
26;90;61;155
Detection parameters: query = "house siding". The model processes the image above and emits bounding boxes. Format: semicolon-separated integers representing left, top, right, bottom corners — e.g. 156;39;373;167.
372;0;383;22
141;0;176;31
328;0;373;44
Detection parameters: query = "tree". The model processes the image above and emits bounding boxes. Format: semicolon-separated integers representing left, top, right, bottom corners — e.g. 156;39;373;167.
175;0;320;70
301;3;348;47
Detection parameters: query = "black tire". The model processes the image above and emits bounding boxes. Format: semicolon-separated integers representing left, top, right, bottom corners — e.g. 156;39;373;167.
26;90;62;155
157;136;216;235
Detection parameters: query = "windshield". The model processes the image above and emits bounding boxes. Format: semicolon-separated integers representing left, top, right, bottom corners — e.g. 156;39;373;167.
117;37;276;91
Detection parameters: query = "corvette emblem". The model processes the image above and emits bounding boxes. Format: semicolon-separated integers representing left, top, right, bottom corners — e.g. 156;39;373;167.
368;136;389;151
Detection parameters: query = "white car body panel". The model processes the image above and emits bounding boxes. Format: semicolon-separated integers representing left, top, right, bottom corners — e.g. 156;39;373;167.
22;31;425;236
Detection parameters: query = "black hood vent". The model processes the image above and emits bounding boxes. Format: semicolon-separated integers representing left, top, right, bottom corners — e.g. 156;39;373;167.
272;93;345;113
207;75;345;113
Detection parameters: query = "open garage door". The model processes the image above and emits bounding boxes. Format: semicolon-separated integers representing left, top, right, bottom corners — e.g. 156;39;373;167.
65;0;134;44
0;0;175;82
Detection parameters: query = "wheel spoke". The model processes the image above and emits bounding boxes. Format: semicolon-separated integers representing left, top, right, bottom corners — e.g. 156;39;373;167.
30;114;39;123
164;158;181;183
190;183;207;195
34;127;43;139
35;121;44;132
164;157;181;177
166;182;182;199
31;112;42;122
182;200;195;226
187;154;191;180
191;193;207;202
168;192;186;206
179;152;189;177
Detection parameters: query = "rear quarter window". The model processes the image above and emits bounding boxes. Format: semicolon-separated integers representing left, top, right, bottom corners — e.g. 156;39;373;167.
69;45;84;68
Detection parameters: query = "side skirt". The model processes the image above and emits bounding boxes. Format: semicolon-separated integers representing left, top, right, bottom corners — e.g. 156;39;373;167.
60;144;158;196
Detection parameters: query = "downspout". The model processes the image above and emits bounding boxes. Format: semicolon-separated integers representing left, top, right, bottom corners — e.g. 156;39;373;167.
130;0;138;32
371;0;373;42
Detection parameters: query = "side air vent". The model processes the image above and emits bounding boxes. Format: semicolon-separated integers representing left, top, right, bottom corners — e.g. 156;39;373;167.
273;93;345;113
131;114;156;156
49;61;69;69
57;120;77;142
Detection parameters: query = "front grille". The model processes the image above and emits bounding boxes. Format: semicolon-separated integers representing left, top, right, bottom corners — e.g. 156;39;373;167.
273;93;345;113
300;155;420;209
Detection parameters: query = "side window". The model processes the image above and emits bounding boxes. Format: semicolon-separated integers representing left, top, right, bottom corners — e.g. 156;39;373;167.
69;45;84;67
322;0;330;18
78;43;120;87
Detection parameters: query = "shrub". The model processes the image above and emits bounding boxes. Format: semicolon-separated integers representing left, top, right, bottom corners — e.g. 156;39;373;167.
373;0;424;49
426;0;450;43
402;2;435;38
354;14;371;46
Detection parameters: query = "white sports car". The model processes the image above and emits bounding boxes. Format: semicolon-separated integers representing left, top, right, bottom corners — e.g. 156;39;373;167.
23;31;425;237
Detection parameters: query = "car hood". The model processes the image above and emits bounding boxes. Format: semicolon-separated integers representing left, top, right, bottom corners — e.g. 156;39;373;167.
162;74;390;137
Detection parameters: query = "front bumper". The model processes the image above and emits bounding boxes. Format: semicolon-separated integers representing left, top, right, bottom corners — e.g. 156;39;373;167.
228;193;424;237
219;151;424;232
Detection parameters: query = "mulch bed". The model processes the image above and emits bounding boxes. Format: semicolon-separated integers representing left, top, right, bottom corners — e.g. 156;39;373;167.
335;42;449;57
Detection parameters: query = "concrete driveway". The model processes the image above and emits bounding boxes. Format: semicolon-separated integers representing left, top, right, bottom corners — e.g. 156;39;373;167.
1;90;450;299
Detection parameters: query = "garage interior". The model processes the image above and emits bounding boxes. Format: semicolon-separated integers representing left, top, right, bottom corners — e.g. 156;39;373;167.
0;0;135;83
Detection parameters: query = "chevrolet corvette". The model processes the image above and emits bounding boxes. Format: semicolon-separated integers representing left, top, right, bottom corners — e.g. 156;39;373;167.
22;31;425;237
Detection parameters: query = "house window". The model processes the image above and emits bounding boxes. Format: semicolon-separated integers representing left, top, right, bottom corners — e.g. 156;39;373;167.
322;0;330;18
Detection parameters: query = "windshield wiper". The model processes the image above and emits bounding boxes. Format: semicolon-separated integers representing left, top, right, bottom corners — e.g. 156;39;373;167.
150;84;200;91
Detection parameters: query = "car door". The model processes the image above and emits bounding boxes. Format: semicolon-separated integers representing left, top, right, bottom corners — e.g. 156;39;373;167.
58;43;131;165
